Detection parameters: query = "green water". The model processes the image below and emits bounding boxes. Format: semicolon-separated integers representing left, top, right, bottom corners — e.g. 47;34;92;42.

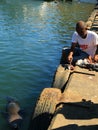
0;0;94;129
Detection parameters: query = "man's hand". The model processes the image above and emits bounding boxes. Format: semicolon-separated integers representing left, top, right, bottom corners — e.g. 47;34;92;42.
68;52;73;63
87;55;93;63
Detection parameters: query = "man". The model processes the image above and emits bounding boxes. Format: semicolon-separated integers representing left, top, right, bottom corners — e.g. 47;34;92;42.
68;20;98;64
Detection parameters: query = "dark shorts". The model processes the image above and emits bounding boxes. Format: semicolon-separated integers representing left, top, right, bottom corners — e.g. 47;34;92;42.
61;47;89;65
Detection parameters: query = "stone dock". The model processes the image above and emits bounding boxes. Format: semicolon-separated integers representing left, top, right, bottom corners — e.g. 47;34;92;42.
48;66;98;130
86;4;98;33
29;4;98;130
47;4;98;130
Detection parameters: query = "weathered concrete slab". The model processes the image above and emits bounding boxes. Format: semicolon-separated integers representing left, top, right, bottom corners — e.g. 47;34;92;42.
86;5;98;32
52;65;71;90
64;66;98;103
48;66;98;130
48;109;98;130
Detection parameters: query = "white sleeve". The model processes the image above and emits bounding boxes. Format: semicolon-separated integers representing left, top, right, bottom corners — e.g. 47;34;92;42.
93;32;98;45
72;32;78;43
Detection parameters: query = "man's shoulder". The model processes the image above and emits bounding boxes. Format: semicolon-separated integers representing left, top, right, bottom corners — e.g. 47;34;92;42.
73;31;78;36
73;31;78;34
87;30;97;36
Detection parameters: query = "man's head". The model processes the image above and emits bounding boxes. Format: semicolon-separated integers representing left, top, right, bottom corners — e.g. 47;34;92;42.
76;21;87;38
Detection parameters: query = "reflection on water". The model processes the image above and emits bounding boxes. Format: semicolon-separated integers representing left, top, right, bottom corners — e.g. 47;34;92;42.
0;0;94;129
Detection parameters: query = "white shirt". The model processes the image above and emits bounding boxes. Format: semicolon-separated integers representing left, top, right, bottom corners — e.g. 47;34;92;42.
72;30;98;57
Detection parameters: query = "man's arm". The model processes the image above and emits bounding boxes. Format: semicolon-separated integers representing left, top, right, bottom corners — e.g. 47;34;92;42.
68;42;77;62
95;45;98;54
